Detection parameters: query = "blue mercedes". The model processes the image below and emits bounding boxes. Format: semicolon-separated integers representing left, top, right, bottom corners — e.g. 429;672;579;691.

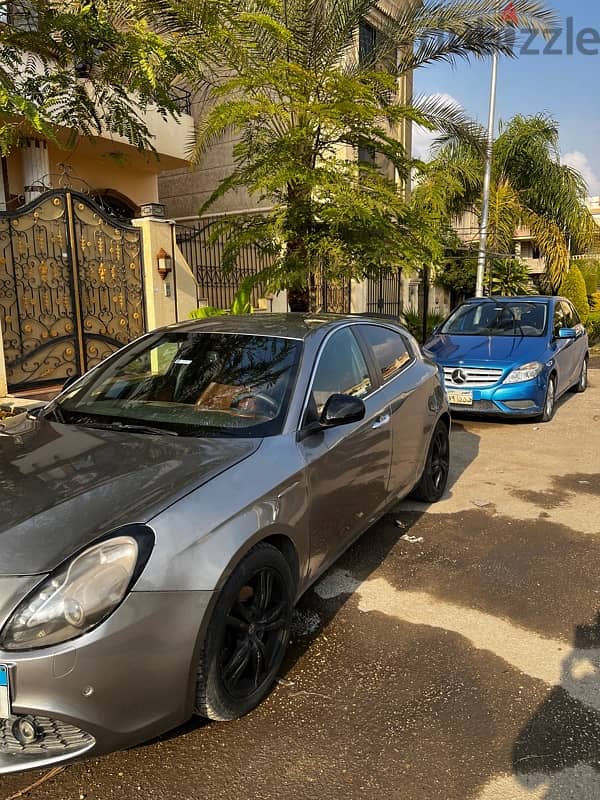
424;296;589;422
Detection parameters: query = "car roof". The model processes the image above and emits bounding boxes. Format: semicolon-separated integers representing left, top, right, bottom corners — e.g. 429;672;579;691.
462;295;554;304
164;312;385;341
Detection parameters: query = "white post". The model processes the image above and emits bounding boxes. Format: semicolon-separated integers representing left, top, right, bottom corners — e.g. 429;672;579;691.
476;54;498;298
22;138;50;204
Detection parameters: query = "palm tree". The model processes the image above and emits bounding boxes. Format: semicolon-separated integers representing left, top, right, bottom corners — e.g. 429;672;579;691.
414;114;596;292
186;0;555;309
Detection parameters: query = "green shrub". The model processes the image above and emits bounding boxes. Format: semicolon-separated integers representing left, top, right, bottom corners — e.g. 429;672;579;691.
591;291;600;312
490;259;532;296
587;311;600;344
574;258;600;296
402;307;445;344
560;265;590;324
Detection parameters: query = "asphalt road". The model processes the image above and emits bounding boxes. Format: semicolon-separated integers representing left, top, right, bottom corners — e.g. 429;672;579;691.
1;370;600;800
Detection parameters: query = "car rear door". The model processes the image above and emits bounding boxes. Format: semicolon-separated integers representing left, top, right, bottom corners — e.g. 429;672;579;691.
297;325;391;580
355;323;432;496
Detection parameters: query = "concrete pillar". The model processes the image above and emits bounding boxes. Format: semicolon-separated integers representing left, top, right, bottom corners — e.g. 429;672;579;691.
22;139;49;204
351;279;368;314
132;216;200;330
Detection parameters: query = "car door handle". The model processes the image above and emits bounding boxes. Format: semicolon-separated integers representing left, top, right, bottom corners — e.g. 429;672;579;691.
371;414;391;429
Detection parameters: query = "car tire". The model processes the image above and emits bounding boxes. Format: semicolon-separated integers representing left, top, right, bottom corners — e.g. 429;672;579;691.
540;375;557;423
195;543;294;722
573;357;588;394
410;419;450;503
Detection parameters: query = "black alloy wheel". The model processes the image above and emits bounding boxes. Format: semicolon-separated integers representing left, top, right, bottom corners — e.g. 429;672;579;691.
410;419;450;503
196;543;294;721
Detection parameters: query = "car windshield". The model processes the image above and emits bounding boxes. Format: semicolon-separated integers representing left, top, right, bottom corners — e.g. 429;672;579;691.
441;301;548;337
51;331;303;437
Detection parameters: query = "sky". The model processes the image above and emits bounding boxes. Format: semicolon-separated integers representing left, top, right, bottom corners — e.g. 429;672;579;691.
412;0;600;196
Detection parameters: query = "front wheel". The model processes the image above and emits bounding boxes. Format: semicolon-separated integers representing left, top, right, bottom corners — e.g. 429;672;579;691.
410;419;450;503
540;375;557;423
573;357;588;394
195;543;294;721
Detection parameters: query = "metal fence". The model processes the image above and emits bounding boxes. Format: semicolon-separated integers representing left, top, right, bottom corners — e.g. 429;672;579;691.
176;215;272;310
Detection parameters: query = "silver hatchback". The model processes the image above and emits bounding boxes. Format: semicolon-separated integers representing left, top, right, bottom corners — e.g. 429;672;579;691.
0;314;449;772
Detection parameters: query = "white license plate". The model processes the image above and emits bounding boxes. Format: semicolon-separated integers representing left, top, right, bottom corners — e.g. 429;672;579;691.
448;390;473;406
0;665;10;718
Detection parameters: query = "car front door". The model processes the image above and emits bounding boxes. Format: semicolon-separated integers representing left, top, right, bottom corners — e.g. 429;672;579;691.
298;325;392;580
552;301;579;393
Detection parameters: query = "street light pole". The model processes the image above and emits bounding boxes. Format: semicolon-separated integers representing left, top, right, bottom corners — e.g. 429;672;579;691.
475;52;499;297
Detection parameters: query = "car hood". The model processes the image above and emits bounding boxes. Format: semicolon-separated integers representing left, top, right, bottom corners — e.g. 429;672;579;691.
0;415;260;575
424;333;544;367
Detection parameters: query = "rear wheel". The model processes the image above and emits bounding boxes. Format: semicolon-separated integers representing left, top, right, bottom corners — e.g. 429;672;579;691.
574;357;588;394
540;375;557;423
195;543;293;721
410;420;450;503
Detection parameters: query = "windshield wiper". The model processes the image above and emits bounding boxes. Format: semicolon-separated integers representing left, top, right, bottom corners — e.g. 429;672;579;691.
74;419;180;437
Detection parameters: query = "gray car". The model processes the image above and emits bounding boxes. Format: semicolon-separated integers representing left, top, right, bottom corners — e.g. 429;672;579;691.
0;314;449;772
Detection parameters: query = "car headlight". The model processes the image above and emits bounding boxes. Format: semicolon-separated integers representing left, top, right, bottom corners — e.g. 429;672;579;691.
1;529;153;651
503;362;544;385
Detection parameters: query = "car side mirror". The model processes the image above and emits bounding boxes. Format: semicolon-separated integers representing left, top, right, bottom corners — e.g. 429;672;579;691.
557;327;577;340
320;394;366;428
297;393;366;442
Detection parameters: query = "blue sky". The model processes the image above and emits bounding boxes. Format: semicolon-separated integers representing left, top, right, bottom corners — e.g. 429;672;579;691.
412;0;600;195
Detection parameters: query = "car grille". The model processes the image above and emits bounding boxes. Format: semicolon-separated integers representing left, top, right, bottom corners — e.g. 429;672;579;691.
0;716;94;755
443;367;504;388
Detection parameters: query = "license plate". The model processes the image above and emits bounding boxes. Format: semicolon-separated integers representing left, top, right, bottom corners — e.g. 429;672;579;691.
448;390;473;406
0;665;10;718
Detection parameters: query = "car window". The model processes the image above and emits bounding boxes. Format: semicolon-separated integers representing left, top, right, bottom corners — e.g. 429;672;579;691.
553;303;566;335
56;332;303;438
358;325;412;383
310;327;373;416
442;301;547;337
563;301;580;326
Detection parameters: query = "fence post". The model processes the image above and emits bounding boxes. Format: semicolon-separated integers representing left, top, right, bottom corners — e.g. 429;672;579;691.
0;323;7;397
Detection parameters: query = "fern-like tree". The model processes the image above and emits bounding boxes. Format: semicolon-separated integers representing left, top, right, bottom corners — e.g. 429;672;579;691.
0;0;233;154
413;113;596;294
189;0;554;310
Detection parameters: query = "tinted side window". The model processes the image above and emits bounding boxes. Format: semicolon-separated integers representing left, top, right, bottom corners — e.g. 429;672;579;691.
553;304;566;335
564;301;580;326
359;325;412;383
311;328;373;415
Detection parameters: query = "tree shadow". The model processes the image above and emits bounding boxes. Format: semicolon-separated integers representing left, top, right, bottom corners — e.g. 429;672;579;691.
512;614;600;797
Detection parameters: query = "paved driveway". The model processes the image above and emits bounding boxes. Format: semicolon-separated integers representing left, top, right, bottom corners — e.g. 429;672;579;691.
1;370;599;800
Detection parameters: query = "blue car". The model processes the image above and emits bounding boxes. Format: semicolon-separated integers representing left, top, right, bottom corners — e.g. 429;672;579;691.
424;296;589;422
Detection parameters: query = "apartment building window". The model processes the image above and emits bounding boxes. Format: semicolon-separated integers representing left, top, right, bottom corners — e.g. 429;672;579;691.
359;21;377;64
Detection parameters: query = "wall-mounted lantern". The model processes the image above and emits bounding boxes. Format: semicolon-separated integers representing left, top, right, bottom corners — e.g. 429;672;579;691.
156;248;172;280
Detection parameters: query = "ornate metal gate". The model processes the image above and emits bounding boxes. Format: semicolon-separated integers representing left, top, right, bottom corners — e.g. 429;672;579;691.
0;190;145;391
367;269;402;317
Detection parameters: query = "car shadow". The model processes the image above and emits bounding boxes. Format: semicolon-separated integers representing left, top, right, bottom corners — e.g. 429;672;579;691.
142;421;482;748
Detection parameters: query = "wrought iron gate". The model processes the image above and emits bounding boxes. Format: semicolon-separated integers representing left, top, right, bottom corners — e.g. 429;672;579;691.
310;270;351;314
367;269;402;317
0;190;145;391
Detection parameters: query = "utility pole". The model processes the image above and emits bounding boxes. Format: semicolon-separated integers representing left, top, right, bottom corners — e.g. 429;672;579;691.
475;53;498;298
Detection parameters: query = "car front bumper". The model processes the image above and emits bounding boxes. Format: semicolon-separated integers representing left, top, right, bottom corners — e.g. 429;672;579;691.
0;589;213;773
447;377;547;417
